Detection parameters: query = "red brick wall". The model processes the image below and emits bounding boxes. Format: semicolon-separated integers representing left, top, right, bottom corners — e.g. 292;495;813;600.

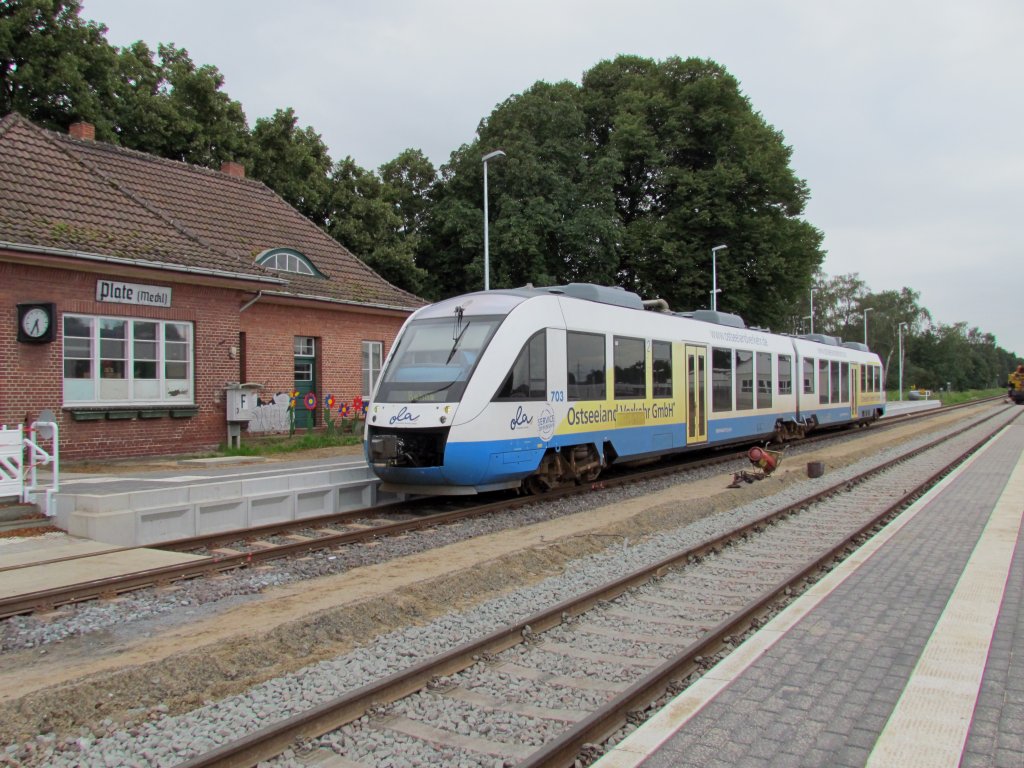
240;300;404;419
1;260;408;461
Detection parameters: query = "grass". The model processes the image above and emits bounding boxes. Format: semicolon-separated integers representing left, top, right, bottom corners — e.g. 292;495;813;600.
935;388;1006;406
218;430;363;457
886;388;1005;406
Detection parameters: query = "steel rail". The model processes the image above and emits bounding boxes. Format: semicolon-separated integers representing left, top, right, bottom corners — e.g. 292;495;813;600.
0;400;1007;618
171;405;1020;768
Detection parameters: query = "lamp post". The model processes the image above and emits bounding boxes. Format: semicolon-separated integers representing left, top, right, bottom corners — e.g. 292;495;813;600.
863;307;874;346
481;150;506;291
711;245;727;311
802;315;812;334
897;319;905;399
809;288;815;334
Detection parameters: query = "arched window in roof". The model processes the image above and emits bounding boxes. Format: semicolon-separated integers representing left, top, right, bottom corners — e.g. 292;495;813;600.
255;248;324;277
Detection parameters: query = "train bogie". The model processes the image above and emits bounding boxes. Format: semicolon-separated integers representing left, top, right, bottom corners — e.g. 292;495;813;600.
366;284;886;495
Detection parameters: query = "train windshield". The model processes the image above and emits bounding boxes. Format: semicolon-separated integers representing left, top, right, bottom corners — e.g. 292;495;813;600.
375;315;503;403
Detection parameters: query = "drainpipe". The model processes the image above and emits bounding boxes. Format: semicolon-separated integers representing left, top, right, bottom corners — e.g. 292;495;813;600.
240;291;263;313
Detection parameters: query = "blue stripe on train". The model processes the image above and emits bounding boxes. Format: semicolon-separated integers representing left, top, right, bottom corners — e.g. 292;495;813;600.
376;410;804;488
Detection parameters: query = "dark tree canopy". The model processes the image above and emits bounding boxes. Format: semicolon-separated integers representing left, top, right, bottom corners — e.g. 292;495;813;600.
419;55;823;329
249;107;333;225
0;0;116;130
2;6;1017;373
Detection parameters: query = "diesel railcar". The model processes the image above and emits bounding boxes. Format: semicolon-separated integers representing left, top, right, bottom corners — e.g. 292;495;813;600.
366;284;885;494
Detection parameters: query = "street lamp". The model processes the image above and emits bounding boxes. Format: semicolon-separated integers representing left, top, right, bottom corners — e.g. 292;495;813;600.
863;307;874;346
809;288;815;335
481;150;506;291
802;315;812;334
898;321;908;401
711;245;727;311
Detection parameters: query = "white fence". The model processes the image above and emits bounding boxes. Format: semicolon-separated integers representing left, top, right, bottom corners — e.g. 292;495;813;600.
0;423;59;516
0;427;21;498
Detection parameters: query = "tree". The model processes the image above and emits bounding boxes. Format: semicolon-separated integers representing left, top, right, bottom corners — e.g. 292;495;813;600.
803;272;870;340
420;55;823;324
0;0;117;131
137;43;249;167
250;108;332;225
379;148;436;238
326;157;428;295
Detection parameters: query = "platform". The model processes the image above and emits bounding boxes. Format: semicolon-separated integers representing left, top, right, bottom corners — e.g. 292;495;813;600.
48;454;399;547
594;422;1024;768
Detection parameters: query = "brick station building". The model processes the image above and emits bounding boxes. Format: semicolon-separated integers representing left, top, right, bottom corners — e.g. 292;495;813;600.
0;113;425;461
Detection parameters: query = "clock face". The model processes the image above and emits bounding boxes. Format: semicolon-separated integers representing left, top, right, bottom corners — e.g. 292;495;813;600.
22;307;50;337
17;303;55;343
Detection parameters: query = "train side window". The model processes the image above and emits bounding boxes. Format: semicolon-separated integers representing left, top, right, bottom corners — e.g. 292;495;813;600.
803;358;815;394
819;360;830;404
831;362;841;403
841;363;850;401
860;365;867;392
652;340;672;398
736;350;754;410
756;351;773;408
567;331;606;401
494;331;546;401
712;347;733;412
874;365;881;392
613;336;646;400
778;354;792;396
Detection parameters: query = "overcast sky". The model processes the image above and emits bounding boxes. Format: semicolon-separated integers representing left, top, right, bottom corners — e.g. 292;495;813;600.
82;0;1024;359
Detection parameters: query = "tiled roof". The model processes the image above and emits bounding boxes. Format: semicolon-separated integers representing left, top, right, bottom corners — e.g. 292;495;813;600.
0;113;424;311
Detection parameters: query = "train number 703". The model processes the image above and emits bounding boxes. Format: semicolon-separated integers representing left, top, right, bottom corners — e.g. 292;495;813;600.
549;390;564;402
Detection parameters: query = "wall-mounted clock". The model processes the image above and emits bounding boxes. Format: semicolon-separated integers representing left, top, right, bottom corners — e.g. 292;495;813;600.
17;303;56;344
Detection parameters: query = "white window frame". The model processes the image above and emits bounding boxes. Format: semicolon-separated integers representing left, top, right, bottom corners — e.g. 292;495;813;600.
362;340;383;400
62;314;194;406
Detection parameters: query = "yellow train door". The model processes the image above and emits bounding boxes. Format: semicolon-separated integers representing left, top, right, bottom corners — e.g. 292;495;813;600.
851;363;859;418
686;344;708;444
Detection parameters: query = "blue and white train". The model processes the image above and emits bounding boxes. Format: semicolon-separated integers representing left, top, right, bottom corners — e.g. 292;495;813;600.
366;283;885;494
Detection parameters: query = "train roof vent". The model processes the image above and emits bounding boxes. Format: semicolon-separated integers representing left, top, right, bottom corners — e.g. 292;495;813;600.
799;333;840;346
543;283;644;309
689;309;747;329
842;341;870;352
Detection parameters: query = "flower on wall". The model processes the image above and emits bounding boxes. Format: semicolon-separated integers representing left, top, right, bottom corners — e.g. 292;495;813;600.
303;391;317;410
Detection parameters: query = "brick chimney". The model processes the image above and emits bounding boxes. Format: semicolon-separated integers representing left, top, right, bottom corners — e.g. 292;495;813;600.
220;161;245;178
68;122;95;141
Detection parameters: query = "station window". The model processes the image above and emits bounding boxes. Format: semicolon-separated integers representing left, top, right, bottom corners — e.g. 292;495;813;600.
63;315;193;405
613;336;646;400
362;341;383;400
256;248;323;277
712;347;733;412
567;332;606;401
652;340;672;398
495;331;547;400
294;336;315;356
778;354;792;396
736;350;754;410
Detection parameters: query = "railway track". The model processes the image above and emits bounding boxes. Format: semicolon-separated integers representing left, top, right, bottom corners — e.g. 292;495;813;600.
0;399;1002;620
142;403;1019;768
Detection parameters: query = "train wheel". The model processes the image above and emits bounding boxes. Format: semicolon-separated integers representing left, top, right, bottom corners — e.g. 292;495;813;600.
524;475;551;494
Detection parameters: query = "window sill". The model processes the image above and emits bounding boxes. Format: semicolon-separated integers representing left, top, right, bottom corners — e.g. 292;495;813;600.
65;406;197;421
